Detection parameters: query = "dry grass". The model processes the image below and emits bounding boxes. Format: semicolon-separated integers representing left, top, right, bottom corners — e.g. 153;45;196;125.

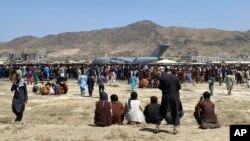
0;79;249;141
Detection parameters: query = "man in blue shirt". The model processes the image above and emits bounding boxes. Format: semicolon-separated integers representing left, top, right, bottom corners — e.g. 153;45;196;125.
78;72;87;96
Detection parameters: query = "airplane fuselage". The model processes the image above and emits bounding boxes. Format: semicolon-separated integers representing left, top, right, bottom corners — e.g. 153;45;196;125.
92;57;158;64
91;44;169;64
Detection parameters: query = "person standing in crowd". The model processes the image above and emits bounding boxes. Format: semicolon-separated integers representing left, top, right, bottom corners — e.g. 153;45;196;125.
225;70;234;95
157;69;183;134
16;67;22;79
208;74;215;96
0;66;3;78
194;91;220;129
218;68;223;86
186;71;192;82
9;66;16;82
130;74;137;91
87;71;95;97
43;66;50;81
33;68;39;83
77;67;81;80
109;70;117;86
195;68;201;83
200;68;205;83
0;66;7;79
11;74;28;122
78;72;87;96
59;66;65;78
26;70;33;85
245;69;250;88
97;74;105;95
236;69;243;85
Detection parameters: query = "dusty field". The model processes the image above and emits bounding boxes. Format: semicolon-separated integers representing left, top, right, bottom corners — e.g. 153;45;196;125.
0;78;250;141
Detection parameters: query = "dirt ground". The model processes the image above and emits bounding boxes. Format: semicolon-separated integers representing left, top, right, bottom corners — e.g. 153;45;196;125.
0;78;250;141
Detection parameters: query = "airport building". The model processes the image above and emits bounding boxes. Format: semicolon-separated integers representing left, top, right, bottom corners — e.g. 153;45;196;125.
9;53;47;63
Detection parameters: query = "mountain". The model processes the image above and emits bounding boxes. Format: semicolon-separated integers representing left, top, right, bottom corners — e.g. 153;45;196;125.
1;20;250;60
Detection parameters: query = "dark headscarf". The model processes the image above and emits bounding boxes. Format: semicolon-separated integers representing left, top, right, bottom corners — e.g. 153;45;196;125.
128;91;137;108
100;91;108;100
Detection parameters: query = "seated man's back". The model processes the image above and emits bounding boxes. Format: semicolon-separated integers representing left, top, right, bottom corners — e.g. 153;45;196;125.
139;78;148;88
94;92;112;127
143;96;161;124
199;100;218;123
110;94;124;124
194;91;220;129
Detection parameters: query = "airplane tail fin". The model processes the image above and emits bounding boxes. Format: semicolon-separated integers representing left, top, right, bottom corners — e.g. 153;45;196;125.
148;44;169;58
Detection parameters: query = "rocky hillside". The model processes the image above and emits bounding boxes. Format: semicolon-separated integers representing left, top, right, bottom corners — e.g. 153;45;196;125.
1;20;249;60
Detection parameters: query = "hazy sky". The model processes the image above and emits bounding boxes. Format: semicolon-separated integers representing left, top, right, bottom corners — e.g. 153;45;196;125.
0;0;249;42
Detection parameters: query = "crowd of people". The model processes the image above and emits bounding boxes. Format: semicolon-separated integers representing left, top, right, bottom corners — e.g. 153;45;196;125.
2;64;250;97
93;69;220;134
33;77;68;95
6;63;249;134
1;64;250;87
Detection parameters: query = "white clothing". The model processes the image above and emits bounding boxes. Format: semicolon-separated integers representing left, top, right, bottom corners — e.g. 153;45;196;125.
124;100;144;123
49;87;55;95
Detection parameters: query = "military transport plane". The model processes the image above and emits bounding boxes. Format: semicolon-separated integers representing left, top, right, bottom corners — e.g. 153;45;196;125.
91;44;169;64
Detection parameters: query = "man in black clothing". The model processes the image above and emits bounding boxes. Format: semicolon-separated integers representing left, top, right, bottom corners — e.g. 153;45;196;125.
11;74;28;122
157;69;183;134
144;96;161;124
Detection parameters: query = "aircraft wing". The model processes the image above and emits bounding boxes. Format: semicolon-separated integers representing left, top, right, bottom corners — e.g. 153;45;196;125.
110;57;135;63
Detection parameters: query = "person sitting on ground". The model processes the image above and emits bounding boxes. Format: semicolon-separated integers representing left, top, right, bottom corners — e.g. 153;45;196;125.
143;96;161;124
124;91;144;124
94;91;112;127
139;77;148;88
58;77;68;94
41;82;51;95
110;94;124;124
54;83;62;95
49;83;56;95
194;91;221;129
32;82;43;94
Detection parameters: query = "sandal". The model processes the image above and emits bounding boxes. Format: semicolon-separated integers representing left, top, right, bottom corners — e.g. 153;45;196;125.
154;127;159;133
173;128;178;135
